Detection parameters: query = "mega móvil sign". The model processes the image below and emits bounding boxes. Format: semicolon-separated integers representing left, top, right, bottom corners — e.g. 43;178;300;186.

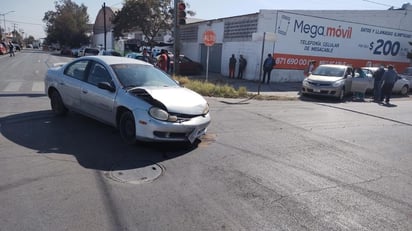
294;20;353;39
274;11;412;71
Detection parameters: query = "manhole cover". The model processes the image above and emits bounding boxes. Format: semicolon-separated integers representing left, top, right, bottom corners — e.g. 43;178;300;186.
106;160;163;184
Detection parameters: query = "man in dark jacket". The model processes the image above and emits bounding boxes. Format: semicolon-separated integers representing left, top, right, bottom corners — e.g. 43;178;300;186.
380;65;397;104
237;55;247;79
229;54;236;78
262;53;275;84
8;41;15;57
373;65;385;101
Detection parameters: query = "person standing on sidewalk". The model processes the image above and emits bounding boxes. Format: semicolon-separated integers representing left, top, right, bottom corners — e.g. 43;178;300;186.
8;41;15;57
304;60;316;77
372;65;385;101
380;65;397;104
237;55;247;79
262;53;275;84
229;54;236;78
157;49;168;72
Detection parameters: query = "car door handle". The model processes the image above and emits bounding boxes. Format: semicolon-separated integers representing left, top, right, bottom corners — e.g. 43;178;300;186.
58;81;65;86
82;89;88;94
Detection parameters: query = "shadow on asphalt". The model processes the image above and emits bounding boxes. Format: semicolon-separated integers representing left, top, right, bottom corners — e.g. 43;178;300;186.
299;92;409;104
0;110;200;171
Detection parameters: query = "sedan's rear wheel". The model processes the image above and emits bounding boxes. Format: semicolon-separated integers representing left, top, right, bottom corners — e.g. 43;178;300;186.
400;85;409;96
50;90;68;116
119;111;136;145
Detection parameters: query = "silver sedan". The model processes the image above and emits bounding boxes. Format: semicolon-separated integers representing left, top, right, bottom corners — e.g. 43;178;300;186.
44;56;211;144
361;67;410;96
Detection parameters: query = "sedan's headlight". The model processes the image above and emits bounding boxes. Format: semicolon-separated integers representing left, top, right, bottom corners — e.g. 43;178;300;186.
149;107;178;122
302;78;309;86
332;80;345;87
203;104;210;115
149;107;169;121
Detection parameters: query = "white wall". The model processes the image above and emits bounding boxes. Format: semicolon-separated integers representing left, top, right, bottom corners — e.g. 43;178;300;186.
93;32;114;50
182;42;200;60
222;41;263;80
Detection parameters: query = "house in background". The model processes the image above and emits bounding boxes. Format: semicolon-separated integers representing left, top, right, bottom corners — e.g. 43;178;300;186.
92;6;118;50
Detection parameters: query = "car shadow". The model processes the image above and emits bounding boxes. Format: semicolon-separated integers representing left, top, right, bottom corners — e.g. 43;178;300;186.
378;102;398;107
0;110;199;171
298;94;351;103
299;91;409;103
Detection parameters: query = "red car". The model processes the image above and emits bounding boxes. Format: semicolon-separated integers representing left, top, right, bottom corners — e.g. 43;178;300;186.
0;43;7;55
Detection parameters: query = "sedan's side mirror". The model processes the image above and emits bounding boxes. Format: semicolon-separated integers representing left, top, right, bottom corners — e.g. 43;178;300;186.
98;82;116;92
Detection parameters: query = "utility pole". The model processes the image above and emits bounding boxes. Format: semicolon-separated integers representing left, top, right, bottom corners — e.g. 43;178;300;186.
0;11;15;38
12;23;17;39
103;2;107;50
173;0;180;75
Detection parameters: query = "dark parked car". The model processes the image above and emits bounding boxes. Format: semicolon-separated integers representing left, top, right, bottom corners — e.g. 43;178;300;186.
12;43;21;51
176;55;203;75
157;54;203;75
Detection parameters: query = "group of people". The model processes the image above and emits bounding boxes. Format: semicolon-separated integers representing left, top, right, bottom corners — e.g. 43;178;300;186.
372;64;398;104
350;64;398;103
137;48;172;73
228;53;276;84
229;54;247;79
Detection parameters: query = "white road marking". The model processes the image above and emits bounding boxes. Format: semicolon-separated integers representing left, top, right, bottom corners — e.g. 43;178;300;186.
3;82;22;92
32;81;44;92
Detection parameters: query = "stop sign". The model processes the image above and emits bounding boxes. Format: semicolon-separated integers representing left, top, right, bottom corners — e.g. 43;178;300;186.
203;30;216;47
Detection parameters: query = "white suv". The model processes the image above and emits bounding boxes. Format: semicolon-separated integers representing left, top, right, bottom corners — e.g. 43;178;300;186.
301;64;354;101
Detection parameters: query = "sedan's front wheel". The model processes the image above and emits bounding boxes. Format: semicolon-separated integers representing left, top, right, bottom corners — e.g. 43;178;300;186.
50;90;68;116
119;111;136;145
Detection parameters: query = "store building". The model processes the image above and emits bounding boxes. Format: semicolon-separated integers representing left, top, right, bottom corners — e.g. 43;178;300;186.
180;3;412;82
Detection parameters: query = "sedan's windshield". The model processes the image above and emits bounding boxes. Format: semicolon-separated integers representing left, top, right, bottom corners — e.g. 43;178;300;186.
312;66;345;77
111;64;178;88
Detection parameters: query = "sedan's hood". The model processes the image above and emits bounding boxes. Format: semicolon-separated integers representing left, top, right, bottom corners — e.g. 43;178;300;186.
307;75;343;82
134;87;207;115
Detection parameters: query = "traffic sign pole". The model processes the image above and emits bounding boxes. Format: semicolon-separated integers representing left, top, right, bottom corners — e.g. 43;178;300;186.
206;46;210;81
203;29;216;82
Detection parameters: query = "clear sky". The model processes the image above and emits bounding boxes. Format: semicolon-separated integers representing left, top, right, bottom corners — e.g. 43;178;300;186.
1;0;409;39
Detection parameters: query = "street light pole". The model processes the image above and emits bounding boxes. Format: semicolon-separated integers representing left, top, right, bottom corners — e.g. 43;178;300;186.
0;11;15;38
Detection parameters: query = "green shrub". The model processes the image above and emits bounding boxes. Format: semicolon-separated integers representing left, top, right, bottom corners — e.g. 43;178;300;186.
174;76;249;98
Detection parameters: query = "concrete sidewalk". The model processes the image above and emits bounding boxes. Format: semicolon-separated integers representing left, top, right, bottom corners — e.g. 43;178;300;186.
188;72;302;99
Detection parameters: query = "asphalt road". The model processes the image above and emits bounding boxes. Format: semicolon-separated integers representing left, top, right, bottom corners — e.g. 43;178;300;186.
1;50;411;231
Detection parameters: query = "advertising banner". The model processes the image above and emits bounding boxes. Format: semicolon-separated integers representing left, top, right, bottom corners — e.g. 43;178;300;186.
274;11;412;71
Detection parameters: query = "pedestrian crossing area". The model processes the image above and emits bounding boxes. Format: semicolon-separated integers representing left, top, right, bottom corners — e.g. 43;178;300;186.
0;81;45;94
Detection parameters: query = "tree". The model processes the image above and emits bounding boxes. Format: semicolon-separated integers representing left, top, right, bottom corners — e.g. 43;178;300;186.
43;0;90;48
24;36;36;46
112;0;173;47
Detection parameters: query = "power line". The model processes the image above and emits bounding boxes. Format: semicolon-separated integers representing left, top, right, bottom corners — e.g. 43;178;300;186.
5;19;43;26
361;0;393;7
